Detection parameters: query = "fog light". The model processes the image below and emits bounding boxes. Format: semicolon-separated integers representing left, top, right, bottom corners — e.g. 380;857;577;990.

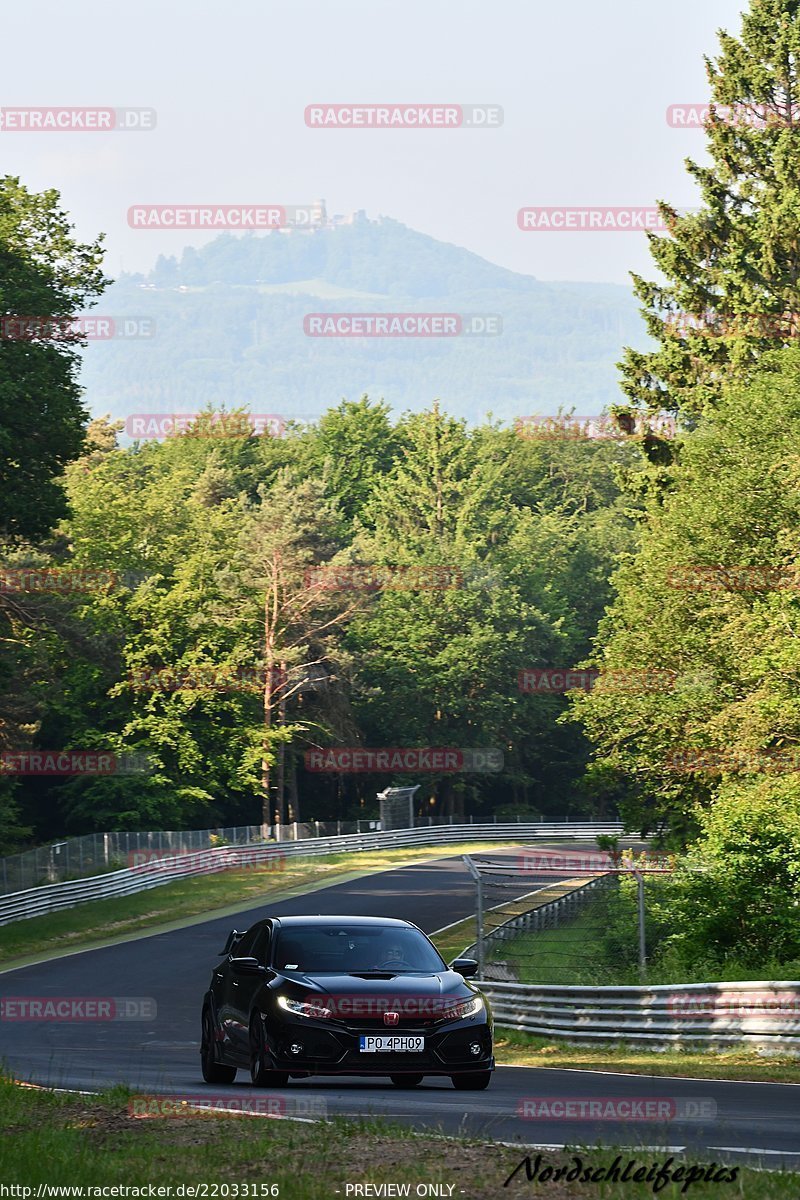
469;1042;482;1056
289;1043;304;1055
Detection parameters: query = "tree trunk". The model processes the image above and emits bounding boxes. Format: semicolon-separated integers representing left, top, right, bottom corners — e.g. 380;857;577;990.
275;663;288;824
261;578;277;829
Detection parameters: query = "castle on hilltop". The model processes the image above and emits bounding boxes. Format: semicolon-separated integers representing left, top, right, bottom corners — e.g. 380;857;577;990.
279;200;377;232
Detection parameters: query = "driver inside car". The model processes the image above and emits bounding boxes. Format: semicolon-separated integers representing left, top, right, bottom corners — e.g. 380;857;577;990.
379;942;408;967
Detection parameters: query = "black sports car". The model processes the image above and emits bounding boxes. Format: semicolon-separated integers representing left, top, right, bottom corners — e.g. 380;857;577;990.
201;914;493;1089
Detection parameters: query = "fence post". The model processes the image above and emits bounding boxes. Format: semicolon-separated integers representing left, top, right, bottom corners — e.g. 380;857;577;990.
636;871;647;980
463;856;485;978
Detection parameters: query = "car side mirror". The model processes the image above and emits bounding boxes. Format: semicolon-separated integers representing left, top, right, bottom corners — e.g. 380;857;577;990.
450;957;479;978
230;956;267;977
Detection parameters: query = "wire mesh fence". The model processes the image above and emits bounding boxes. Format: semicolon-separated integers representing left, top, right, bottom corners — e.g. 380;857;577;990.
463;851;673;986
0;812;501;894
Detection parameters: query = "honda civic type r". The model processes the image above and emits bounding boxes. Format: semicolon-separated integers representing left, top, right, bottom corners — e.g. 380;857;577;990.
201;915;493;1089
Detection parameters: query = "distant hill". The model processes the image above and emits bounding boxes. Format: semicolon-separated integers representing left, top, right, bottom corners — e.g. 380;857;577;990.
78;216;650;428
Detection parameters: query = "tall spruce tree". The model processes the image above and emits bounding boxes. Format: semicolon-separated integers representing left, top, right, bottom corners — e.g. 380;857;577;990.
620;0;800;421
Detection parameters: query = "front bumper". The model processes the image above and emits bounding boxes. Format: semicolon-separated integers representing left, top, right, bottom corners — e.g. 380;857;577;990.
263;1012;494;1076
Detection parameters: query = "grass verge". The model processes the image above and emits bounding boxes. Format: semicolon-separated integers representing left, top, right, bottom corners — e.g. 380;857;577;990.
425;930;800;1085
2;1077;798;1198
494;1030;800;1084
483;904;616;985
0;841;515;971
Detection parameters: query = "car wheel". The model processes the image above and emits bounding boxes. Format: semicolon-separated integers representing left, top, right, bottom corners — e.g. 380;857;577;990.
201;1010;237;1084
451;1071;491;1090
390;1074;423;1088
250;1015;289;1088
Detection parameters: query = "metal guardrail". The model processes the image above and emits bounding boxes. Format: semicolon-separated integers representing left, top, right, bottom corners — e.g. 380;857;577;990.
0;815;597;893
0;821;378;894
480;978;800;1052
0;822;623;926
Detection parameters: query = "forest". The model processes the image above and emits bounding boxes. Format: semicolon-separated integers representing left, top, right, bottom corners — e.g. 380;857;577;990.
3;0;800;979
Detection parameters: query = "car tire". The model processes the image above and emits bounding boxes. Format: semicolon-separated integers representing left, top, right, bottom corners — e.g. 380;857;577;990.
451;1071;491;1090
390;1074;423;1088
250;1015;289;1088
201;1010;237;1084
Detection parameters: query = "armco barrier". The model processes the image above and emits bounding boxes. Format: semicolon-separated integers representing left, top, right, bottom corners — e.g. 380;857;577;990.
480;979;800;1053
0;822;622;926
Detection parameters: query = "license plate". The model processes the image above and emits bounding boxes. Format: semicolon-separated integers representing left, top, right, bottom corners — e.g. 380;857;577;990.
359;1035;424;1053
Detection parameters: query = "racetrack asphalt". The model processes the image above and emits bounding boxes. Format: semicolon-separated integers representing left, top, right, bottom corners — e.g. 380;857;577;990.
0;846;798;1170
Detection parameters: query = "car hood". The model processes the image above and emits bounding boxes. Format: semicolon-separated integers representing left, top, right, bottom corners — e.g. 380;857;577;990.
282;971;474;999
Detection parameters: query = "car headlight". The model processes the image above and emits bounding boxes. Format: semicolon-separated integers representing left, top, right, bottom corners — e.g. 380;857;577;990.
442;996;484;1020
278;996;332;1019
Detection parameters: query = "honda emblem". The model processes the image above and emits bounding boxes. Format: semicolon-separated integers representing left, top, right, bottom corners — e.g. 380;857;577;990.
383;1011;400;1026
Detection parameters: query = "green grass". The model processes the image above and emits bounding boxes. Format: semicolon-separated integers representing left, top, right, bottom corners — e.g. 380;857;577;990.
479;890;800;989
429;878;592;965
495;1029;800;1083
2;1077;799;1197
486;904;616;985
431;915;477;964
0;841;515;970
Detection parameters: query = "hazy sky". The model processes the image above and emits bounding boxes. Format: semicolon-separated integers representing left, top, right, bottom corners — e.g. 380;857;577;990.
2;0;746;285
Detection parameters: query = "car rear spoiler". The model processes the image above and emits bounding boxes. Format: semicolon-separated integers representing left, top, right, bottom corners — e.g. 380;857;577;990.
219;929;244;956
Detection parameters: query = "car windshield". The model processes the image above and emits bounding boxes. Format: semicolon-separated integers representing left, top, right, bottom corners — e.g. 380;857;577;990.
272;925;446;973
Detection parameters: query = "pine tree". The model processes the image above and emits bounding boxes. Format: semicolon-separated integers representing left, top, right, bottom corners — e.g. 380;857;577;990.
620;0;800;421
